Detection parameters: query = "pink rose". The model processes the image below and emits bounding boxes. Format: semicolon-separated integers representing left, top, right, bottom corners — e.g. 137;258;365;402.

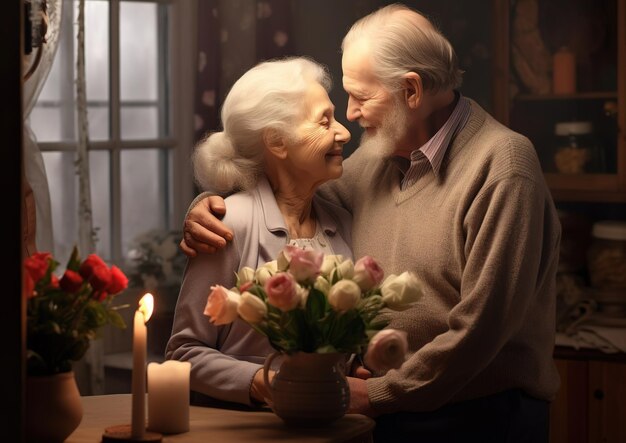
364;329;408;373
353;256;384;291
204;285;241;325
265;272;300;311
283;245;323;282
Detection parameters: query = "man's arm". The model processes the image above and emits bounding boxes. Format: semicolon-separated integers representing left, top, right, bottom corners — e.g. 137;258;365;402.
180;192;233;257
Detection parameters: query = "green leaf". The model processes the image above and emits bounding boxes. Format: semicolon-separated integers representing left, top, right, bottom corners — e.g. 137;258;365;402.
306;289;326;323
107;310;127;329
67;245;82;271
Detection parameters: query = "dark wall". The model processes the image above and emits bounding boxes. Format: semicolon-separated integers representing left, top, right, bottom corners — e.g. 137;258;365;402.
291;0;493;155
0;0;24;439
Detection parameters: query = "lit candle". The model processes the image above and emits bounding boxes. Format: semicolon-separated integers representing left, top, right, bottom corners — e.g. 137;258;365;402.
147;360;192;434
131;293;154;439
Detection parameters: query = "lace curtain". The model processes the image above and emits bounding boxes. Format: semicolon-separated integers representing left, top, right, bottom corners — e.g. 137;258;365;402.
23;0;62;255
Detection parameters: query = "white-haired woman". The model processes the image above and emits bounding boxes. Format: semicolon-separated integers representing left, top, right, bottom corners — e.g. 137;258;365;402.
166;57;352;407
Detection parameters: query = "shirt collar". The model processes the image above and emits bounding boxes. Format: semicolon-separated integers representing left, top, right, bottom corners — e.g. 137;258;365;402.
409;92;471;176
255;175;337;237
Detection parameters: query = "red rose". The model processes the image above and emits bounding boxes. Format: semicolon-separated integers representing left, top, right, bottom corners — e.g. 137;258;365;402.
23;271;35;299
24;252;52;282
60;270;84;293
79;254;107;279
107;266;128;295
49;274;60;289
94;290;108;302
89;265;112;291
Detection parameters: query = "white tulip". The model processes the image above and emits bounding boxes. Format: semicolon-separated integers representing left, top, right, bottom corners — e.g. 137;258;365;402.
237;291;267;324
320;254;345;276
380;271;423;310
237;267;256;285
328;279;361;312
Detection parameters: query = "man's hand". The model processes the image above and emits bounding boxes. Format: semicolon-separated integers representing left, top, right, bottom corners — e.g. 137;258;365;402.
347;376;378;417
180;195;234;257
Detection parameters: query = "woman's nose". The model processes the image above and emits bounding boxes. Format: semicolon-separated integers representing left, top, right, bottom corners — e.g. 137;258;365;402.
334;121;351;144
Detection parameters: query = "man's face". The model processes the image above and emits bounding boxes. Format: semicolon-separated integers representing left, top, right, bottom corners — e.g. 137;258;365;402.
342;41;408;156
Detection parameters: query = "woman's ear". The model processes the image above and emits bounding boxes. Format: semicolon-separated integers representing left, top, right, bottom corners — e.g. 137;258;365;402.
263;128;288;160
402;72;422;109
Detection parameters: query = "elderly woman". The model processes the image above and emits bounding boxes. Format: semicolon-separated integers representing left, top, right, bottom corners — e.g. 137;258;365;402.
165;57;352;407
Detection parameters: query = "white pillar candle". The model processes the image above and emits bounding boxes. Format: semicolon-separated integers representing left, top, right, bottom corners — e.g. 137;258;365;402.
131;293;154;438
147;360;191;434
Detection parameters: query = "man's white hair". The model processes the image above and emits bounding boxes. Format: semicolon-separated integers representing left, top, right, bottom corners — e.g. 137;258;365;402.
342;3;463;92
193;57;332;194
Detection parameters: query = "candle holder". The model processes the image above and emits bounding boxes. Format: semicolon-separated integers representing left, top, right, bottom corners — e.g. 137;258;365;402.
102;424;162;442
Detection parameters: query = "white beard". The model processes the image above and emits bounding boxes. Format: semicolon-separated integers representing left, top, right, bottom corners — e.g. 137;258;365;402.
358;100;408;158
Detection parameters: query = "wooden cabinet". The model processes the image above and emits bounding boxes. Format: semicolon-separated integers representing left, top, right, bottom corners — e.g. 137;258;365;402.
550;349;626;443
492;0;626;202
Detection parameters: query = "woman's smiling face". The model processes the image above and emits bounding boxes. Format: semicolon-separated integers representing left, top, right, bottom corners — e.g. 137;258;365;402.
285;82;351;185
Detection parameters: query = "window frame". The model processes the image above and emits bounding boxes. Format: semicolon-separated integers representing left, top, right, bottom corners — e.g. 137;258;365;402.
35;0;195;263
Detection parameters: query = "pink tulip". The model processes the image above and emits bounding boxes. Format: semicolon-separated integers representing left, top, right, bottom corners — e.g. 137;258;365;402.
353;256;384;291
265;272;300;311
204;285;241;325
364;329;408;373
283;245;323;282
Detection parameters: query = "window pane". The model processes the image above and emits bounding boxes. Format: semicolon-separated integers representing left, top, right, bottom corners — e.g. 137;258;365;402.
120;2;158;101
43;151;78;266
121;149;173;256
85;0;110;140
121;106;159;140
43;150;112;262
31;0;110;142
90;150;112;259
120;1;170;139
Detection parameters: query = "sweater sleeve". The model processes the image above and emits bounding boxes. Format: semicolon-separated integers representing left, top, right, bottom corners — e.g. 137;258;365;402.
366;174;560;413
165;216;264;407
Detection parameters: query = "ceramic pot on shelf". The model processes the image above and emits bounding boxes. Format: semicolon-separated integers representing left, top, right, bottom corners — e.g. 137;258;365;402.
25;371;83;442
263;351;350;426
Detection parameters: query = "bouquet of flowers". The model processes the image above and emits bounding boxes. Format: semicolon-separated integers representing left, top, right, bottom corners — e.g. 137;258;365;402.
24;247;129;376
204;246;423;372
125;229;186;291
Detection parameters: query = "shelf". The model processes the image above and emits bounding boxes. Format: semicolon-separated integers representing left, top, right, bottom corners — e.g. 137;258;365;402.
545;174;626;202
515;92;618;101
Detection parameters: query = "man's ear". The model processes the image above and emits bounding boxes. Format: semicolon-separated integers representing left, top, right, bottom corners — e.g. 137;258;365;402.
263;128;288;159
402;72;422;109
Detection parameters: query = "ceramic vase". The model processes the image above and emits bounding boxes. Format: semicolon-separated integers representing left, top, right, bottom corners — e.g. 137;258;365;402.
264;352;349;426
25;371;83;442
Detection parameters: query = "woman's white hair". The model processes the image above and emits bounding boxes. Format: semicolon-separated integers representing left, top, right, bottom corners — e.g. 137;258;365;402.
342;3;463;92
193;57;332;194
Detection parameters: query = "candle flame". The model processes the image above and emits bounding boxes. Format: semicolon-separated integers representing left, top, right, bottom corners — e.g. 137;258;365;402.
138;293;154;323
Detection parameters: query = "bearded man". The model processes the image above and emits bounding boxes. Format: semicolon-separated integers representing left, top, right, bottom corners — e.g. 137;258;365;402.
180;5;561;442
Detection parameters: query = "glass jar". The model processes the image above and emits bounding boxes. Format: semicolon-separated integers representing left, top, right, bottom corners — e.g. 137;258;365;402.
587;220;626;291
553;121;604;174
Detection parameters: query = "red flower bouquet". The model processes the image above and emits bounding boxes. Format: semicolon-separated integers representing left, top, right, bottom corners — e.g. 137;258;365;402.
24;247;129;375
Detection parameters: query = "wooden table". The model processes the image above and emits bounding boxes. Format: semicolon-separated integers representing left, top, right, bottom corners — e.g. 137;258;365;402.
66;394;375;442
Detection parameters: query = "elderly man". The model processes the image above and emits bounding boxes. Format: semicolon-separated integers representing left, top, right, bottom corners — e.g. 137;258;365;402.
181;4;561;442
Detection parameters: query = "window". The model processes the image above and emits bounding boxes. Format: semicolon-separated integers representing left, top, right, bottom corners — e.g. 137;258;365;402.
30;0;194;265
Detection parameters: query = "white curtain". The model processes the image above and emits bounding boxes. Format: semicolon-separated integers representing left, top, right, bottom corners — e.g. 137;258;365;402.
23;0;63;254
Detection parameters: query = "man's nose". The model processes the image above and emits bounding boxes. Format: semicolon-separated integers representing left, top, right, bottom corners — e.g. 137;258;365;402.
346;96;361;122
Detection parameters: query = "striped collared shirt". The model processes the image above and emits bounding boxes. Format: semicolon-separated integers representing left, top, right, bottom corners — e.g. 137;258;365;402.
400;93;471;190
